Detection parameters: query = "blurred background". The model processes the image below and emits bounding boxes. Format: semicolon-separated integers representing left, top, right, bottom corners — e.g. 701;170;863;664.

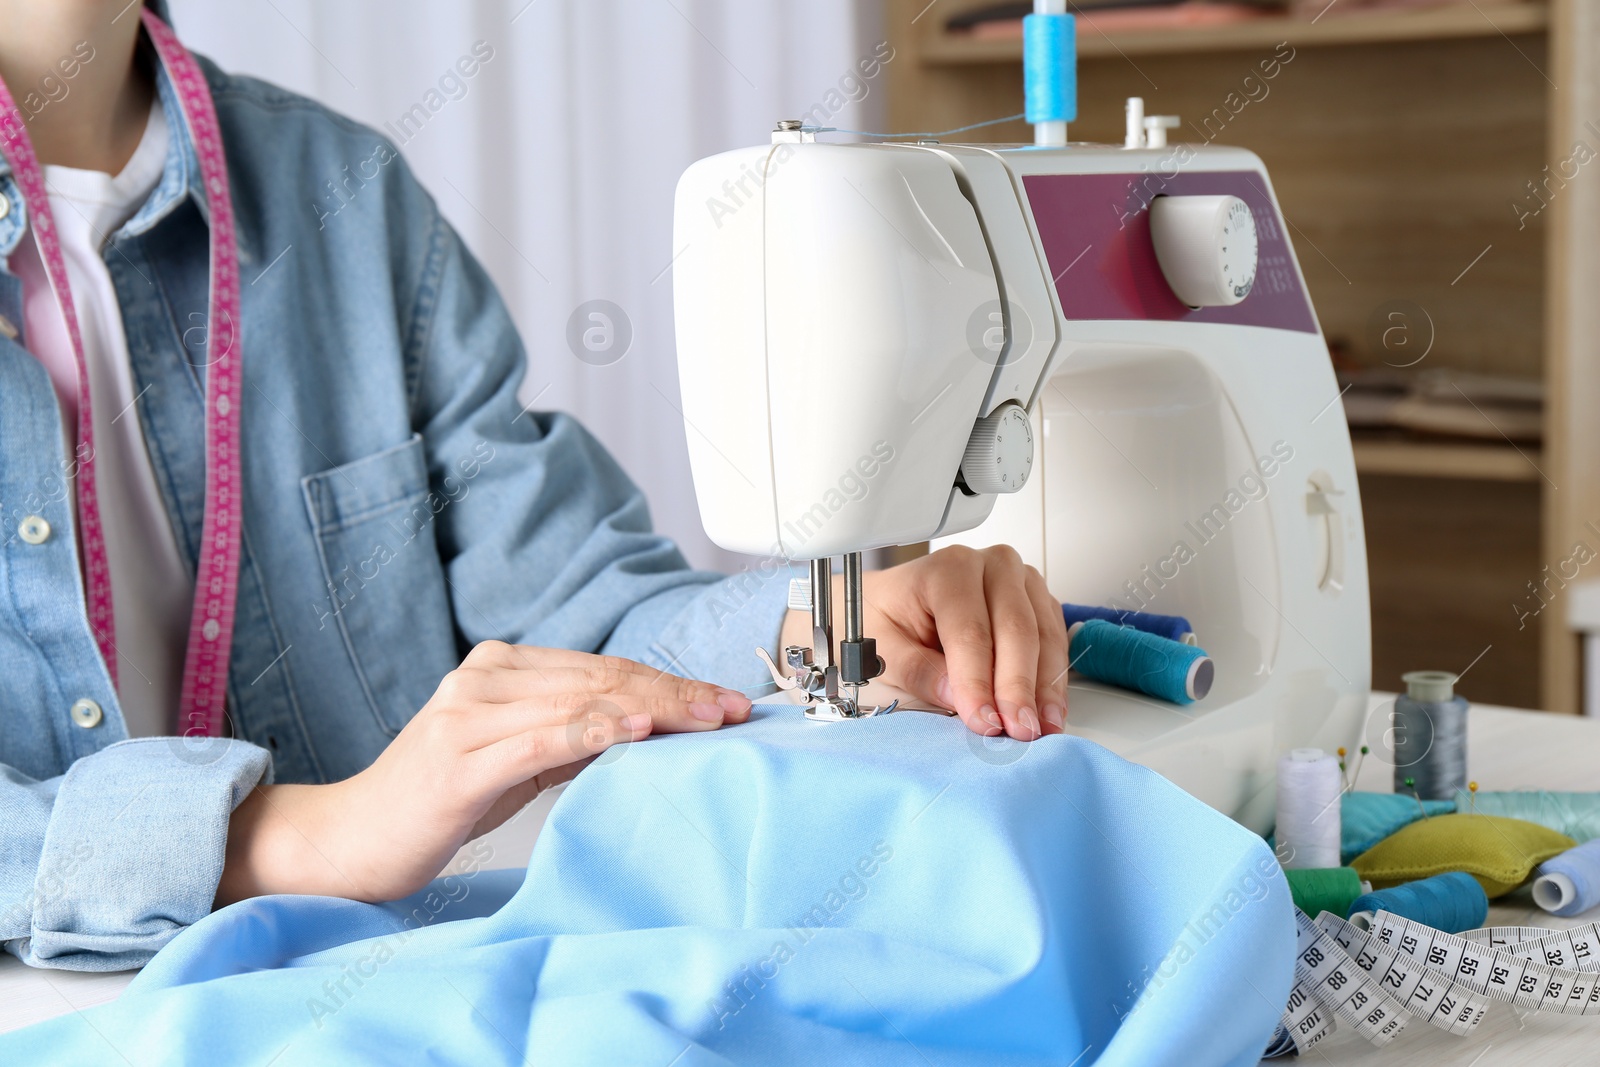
169;0;1600;716
168;0;890;574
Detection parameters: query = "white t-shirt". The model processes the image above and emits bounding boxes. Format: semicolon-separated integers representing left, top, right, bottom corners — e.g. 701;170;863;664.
12;98;194;738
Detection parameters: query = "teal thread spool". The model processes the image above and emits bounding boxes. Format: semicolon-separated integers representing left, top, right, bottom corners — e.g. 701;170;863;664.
1068;619;1213;705
1347;871;1488;934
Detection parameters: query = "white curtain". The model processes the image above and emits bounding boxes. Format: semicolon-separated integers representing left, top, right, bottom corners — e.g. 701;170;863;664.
167;0;887;571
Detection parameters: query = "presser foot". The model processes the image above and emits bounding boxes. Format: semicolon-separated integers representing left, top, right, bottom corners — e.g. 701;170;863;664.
756;647;898;721
804;697;900;722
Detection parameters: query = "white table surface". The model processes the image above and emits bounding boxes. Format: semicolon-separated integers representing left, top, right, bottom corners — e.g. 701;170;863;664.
4;696;1598;1064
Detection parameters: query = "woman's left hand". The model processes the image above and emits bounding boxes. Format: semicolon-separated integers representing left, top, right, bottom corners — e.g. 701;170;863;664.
783;545;1069;741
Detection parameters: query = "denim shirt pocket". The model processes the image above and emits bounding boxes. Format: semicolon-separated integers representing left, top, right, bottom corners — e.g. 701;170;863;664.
302;434;458;736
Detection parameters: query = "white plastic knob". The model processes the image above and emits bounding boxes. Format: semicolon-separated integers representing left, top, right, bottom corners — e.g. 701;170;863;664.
960;403;1033;495
1149;194;1258;307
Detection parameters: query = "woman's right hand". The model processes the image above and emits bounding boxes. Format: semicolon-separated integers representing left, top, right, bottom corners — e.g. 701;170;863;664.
216;642;752;906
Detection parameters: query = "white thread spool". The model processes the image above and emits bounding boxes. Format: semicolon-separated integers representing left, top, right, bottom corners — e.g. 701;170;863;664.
1276;748;1342;870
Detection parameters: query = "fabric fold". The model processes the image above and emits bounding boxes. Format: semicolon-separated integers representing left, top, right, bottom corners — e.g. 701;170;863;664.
1;708;1292;1065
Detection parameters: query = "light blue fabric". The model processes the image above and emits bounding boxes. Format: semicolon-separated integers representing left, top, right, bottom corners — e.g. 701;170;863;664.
0;708;1295;1066
0;40;791;968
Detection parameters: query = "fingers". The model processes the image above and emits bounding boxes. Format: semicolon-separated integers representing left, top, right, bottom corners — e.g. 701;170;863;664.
892;640;955;715
926;552;1004;737
466;688;747;751
984;552;1043;740
473;704;654;795
1025;568;1069;734
472;682;767;792
456;643;752;721
911;547;1057;741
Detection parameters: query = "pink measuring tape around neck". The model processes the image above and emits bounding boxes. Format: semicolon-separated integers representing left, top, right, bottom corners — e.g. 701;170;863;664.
0;10;242;738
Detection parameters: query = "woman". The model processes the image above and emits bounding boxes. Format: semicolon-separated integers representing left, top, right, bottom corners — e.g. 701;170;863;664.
0;0;1069;971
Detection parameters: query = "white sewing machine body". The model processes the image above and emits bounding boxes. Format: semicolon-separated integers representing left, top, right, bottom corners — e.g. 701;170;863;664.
674;136;1370;830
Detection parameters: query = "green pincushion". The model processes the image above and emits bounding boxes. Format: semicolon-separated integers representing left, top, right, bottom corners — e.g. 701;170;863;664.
1351;813;1576;897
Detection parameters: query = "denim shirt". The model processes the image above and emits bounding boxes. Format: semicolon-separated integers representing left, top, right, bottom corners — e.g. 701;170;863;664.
0;53;790;970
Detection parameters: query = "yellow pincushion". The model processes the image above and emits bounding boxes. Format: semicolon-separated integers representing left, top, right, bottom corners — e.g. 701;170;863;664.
1351;813;1575;897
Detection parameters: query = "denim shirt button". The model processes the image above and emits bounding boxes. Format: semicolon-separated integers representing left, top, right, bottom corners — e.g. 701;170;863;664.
70;698;104;729
18;515;51;544
0;192;8;220
0;314;17;341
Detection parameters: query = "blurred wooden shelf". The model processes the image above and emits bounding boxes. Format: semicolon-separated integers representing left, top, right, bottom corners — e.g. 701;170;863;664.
1351;439;1544;482
922;2;1549;64
892;0;1600;711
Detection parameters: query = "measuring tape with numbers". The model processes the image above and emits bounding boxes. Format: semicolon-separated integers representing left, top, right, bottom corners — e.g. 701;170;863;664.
1460;923;1600;970
1275;909;1409;1053
1270;908;1600;1057
1373;911;1600;1014
0;10;242;737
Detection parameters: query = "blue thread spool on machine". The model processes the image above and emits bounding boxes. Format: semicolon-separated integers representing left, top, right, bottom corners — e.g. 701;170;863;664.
1068;619;1214;705
1024;0;1076;147
1061;603;1196;645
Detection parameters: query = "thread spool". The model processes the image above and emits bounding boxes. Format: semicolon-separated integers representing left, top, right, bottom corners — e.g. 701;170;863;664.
1060;603;1196;645
1452;789;1600;843
1023;1;1075;147
1276;749;1343;870
1347;871;1488;934
1532;838;1600;918
1284;867;1367;919
1392;670;1469;801
1067;619;1212;704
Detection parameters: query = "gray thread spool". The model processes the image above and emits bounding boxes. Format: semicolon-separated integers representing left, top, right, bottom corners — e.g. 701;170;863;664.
1392;670;1469;800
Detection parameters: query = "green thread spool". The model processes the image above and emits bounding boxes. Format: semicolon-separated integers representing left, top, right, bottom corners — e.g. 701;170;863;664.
1284;867;1365;919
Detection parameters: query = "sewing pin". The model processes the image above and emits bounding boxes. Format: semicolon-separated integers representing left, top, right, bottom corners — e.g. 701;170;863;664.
1403;777;1429;820
1350;745;1369;789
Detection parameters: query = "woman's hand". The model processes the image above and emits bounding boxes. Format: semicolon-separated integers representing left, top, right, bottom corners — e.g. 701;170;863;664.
217;643;752;906
782;545;1069;742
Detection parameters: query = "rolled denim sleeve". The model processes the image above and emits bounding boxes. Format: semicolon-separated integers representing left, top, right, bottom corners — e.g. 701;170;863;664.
601;561;796;696
405;204;791;694
0;739;270;971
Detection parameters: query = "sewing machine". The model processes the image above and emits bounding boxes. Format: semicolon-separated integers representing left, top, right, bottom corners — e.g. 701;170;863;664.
672;105;1370;833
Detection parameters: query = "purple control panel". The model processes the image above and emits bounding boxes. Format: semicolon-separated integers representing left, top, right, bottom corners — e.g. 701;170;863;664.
1021;171;1318;334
